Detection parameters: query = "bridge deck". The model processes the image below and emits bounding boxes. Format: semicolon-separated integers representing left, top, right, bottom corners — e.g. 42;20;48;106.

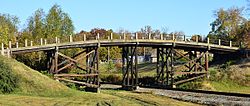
1;39;239;54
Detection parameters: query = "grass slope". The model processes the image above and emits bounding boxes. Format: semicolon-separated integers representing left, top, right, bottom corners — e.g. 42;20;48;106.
202;59;250;94
0;90;199;106
0;56;198;106
0;55;72;96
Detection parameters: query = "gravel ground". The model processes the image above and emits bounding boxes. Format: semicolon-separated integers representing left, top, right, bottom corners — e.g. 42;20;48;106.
100;84;250;105
136;87;250;106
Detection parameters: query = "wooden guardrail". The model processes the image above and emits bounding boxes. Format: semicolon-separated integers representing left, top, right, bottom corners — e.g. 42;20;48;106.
0;33;240;56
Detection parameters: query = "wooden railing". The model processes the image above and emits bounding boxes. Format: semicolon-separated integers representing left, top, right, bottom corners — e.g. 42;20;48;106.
0;33;241;56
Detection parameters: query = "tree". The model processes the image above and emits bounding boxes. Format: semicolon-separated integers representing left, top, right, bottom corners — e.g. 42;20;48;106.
0;14;19;46
191;34;202;42
45;4;74;38
26;9;45;40
208;7;246;43
61;13;74;36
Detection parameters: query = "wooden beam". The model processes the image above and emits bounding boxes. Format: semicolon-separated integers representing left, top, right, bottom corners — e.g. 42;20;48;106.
58;52;77;63
174;74;206;85
54;74;98;77
56;49;96;73
58;50;86;67
174;52;204;71
173;49;204;69
56;78;99;88
174;71;207;75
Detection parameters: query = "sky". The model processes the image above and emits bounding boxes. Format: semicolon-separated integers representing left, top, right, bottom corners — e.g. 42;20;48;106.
0;0;248;36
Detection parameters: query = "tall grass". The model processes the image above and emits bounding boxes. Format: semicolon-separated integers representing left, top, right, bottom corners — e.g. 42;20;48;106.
0;56;19;93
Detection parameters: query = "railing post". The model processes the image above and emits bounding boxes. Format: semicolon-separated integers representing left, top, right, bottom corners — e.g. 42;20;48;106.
160;34;163;40
184;35;186;42
218;39;221;46
1;43;4;56
40;38;43;45
123;33;126;40
55;37;58;43
207;37;210;44
230;41;232;47
97;33;100;40
25;39;28;47
70;35;73;42
9;41;12;49
6;47;10;58
207;37;210;50
84;34;86;41
16;42;19;48
196;36;198;43
44;39;47;45
135;33;138;40
30;41;33;46
172;34;175;41
110;33;113;40
149;33;151;40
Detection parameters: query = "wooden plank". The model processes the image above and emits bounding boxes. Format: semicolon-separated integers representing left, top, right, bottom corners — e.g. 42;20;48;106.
173;49;204;69
10;40;239;54
58;50;86;67
54;74;98;77
56;50;96;73
174;71;207;75
174;74;206;85
58;52;77;62
174;52;204;71
173;49;190;61
56;77;99;88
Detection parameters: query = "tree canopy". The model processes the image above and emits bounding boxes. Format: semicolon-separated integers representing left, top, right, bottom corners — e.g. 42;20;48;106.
208;7;246;43
0;14;19;45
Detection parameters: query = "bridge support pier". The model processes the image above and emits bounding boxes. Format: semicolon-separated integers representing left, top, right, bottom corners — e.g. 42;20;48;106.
122;45;138;90
156;47;174;87
156;47;209;88
46;46;100;91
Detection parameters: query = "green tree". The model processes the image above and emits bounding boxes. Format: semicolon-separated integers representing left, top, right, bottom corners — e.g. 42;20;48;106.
61;13;74;36
26;9;45;40
0;14;19;45
45;4;74;39
208;7;246;43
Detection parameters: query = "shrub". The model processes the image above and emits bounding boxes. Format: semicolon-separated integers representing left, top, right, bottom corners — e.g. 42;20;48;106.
101;74;122;84
115;62;122;69
0;58;19;93
107;61;115;72
178;79;203;89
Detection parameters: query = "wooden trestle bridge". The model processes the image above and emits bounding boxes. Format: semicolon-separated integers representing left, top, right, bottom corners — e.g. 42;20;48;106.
0;33;240;90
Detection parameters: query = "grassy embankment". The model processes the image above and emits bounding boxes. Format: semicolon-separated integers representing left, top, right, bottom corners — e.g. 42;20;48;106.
202;62;250;94
99;60;250;94
0;56;197;106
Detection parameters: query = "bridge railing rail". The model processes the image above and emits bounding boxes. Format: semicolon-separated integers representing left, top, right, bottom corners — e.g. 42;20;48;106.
1;33;241;56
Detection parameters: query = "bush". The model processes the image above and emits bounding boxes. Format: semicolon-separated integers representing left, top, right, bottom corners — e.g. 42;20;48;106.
101;74;122;84
208;63;250;87
178;79;203;89
0;58;19;93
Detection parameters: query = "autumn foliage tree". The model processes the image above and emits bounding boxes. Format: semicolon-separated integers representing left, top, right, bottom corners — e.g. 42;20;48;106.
208;7;246;45
0;14;19;46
